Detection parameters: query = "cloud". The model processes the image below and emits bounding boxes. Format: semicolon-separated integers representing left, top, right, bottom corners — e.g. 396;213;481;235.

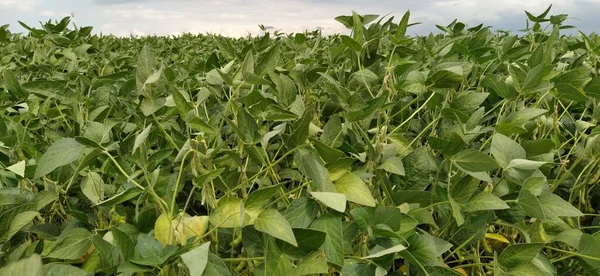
2;0;599;37
0;0;36;11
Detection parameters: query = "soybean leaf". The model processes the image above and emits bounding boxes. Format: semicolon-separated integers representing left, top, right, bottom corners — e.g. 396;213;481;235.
254;209;298;246
181;242;210;276
34;138;86;178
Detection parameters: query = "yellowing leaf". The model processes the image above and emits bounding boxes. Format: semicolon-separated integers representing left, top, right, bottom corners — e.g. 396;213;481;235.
485;233;510;244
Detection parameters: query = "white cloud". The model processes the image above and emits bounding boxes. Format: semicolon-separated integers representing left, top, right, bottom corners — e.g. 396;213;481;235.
2;0;599;37
0;0;36;11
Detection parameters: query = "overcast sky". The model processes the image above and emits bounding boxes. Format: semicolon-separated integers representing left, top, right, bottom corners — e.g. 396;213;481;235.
0;0;598;37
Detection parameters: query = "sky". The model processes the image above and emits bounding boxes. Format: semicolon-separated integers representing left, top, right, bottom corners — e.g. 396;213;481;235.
0;0;599;37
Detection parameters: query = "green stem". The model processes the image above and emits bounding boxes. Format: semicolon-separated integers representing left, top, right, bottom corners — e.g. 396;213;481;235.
171;149;195;215
152;114;180;152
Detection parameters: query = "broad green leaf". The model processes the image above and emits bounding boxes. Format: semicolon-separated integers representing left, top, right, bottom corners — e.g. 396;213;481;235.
463;192;510;212
341;259;385;276
0;211;38;243
181;242;210;276
3;69;23;98
140;97;166;116
131;233;166;266
398;147;438;190
81;171;104;204
491;134;526;168
578;234;600;269
111;224;138;261
450;176;480;204
277;228;327;260
290;258;328;276
6;161;25;177
265;239;293;275
334;172;376;207
537;191;583;218
44;264;87;276
452;148;498;172
284;198;320;228
132;124;152;154
34;138;86;178
310;192;346;213
203;253;231;276
555;83;587;102
43;228;93;260
521;64;545;92
378;156;405;175
321;115;343;148
406;232;453;264
209;197;250;228
294;149;336;192
311;214;344;267
0;254;44;276
254;209;298;246
499;243;544;269
366;244;407;258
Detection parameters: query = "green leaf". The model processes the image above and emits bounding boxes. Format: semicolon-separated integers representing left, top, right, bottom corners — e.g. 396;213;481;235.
81;171;104;204
452;148;499;172
537;191;583;218
3;69;23;99
0;254;44;276
34;138;86;178
277;228;327;260
43;228;93;260
406;232;453;264
463;192;510;212
290;258;329;276
341;259;383;276
396;10;410;38
0;211;38;243
203;253;231;276
578;234;600;269
321;115;343;148
6;161;25;177
340;35;362;52
555;83;587;102
585;77;600;99
284;198;320;228
499;243;544;269
398;147;438;191
378;157;405;175
265;239;292;275
209;197;249;228
181;242;210;276
236;107;259;143
256;42;281;76
133;124;152;154
311;214;344;268
352;11;364;45
310;192;347;213
131;233;170;266
254;209;298;246
44;264;87;276
140;97;166;116
491;134;526;168
334;172;376;207
366;244;407;258
94;188;141;208
294;149;336;192
450;176;480;204
287;107;313;149
111;224;138;261
521;64;545;92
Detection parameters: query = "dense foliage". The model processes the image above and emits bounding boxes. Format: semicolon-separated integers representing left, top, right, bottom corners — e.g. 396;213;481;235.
2;6;600;275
